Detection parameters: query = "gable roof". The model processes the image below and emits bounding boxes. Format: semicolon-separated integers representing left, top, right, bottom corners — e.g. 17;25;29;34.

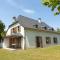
7;15;60;34
8;15;53;31
17;15;52;29
9;21;19;28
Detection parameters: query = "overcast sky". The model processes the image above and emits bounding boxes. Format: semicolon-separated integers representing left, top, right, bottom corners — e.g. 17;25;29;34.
0;0;60;30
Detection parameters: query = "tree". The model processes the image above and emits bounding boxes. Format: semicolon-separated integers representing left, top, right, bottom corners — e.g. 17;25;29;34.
56;28;60;32
42;0;60;15
0;20;5;40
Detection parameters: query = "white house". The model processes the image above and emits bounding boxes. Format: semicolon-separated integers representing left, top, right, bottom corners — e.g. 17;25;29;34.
2;15;60;50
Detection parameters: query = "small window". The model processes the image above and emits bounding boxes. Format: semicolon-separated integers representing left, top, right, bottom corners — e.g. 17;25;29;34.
46;37;51;44
18;26;20;32
44;27;47;30
51;28;54;31
33;24;38;28
53;37;58;44
41;26;47;30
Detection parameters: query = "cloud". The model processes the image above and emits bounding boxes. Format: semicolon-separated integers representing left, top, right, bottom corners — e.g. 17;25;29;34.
22;9;35;14
6;0;35;14
6;0;20;9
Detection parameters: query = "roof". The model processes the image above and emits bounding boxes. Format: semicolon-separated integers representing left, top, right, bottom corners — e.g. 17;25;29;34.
17;15;52;29
9;21;19;28
7;15;60;34
25;27;60;34
8;15;53;30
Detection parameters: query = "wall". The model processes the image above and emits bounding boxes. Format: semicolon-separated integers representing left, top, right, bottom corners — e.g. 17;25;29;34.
25;30;60;49
3;38;9;48
5;23;25;50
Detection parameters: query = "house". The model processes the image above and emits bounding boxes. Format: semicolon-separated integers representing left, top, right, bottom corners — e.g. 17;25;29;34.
2;15;60;50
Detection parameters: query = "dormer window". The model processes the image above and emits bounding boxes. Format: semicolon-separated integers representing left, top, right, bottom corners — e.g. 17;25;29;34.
51;28;54;31
44;27;47;30
33;24;38;28
41;26;47;30
48;28;54;31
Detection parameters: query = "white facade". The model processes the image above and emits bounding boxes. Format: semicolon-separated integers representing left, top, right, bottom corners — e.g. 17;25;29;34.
25;30;60;49
2;23;60;50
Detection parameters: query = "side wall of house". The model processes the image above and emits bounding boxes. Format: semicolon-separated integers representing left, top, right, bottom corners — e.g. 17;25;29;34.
25;30;60;49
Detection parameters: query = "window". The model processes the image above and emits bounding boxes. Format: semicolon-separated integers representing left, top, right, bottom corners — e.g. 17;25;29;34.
13;27;17;33
53;37;58;44
44;27;47;30
18;26;20;32
46;37;51;44
11;26;21;33
11;27;17;33
41;26;47;30
51;28;54;31
33;24;38;28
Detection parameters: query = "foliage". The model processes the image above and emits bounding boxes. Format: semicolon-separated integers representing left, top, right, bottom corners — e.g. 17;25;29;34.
0;20;5;40
42;0;60;15
57;28;60;32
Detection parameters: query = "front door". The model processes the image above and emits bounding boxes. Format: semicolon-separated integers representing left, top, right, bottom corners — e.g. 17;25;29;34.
36;36;43;48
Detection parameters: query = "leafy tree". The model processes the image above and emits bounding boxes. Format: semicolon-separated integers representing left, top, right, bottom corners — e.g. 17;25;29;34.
42;0;60;15
57;28;60;32
0;20;5;40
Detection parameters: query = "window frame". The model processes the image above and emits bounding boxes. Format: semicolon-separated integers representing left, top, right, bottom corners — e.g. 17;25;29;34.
53;37;58;44
46;37;51;44
18;26;20;32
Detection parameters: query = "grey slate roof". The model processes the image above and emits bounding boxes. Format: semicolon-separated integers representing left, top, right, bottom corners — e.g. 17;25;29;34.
17;15;52;29
9;15;53;30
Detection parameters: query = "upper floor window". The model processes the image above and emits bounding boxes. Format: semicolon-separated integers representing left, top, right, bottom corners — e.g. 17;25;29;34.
53;37;58;44
49;28;54;31
11;26;20;33
41;26;47;30
46;37;51;44
44;26;47;30
18;26;20;32
33;24;38;28
51;28;54;31
12;27;17;33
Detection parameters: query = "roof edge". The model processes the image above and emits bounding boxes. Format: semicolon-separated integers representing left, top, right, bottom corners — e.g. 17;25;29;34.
24;27;60;34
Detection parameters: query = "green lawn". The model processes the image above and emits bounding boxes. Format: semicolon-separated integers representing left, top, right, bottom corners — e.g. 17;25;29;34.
0;46;60;60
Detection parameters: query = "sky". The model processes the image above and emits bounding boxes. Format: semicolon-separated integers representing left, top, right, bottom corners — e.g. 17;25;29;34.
0;0;60;30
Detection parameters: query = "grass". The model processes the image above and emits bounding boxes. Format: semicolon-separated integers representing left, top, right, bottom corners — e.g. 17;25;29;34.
0;46;60;60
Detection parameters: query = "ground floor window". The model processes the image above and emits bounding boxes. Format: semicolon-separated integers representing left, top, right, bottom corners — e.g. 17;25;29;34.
53;37;58;44
46;37;51;44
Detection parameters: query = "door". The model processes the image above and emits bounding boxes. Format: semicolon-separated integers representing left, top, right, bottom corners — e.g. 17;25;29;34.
36;36;43;48
16;37;21;48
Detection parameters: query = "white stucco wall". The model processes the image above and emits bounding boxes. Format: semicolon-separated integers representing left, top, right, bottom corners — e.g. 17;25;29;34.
25;30;60;49
5;23;25;49
5;23;60;49
6;23;25;36
3;38;9;48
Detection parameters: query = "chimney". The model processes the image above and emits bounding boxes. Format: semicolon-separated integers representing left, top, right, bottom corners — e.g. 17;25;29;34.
13;16;16;21
38;18;42;23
